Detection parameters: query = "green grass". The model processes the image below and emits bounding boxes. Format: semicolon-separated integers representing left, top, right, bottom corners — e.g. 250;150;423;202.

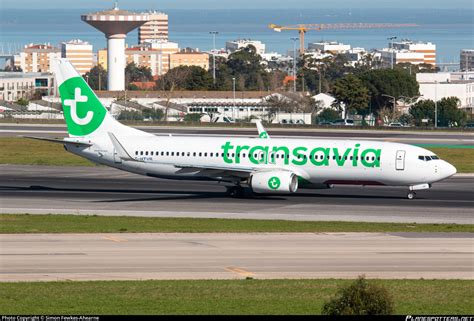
429;148;474;173
0;279;472;314
1;214;472;233
0;137;93;166
1;138;473;172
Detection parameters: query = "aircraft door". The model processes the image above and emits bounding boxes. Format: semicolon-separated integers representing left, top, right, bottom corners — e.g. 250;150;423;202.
395;150;405;170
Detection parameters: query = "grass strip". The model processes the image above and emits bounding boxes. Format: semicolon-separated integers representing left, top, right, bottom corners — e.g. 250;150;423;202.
1;214;472;233
0;279;472;315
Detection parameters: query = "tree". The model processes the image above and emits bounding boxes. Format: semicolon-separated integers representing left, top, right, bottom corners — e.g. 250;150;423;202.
315;108;340;124
437;97;468;127
409;100;435;126
83;65;107;90
358;69;419;113
183;113;202;122
156;66;192;120
322;276;394;315
331;74;370;118
125;62;153;89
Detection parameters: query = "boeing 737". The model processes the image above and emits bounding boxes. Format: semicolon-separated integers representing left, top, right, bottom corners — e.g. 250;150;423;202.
28;59;457;199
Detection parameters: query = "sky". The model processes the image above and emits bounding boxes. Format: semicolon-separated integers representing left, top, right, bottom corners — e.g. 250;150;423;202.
1;0;473;9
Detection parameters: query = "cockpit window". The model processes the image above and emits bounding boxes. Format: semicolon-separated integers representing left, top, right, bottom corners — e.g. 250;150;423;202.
419;155;440;161
431;155;439;160
418;156;424;160
425;156;432;161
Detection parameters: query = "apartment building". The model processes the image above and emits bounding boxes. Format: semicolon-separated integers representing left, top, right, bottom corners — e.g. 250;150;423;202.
14;43;61;73
138;11;169;44
61;39;93;75
169;52;209;71
460;49;474;72
392;40;436;65
126;41;179;76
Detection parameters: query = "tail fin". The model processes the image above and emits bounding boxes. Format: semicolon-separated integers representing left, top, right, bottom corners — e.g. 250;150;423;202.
52;59;150;138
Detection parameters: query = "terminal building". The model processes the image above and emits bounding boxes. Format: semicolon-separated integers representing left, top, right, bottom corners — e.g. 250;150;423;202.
0;72;55;101
417;72;474;115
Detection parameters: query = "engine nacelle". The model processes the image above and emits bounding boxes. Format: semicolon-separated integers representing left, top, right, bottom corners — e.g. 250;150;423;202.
250;171;298;194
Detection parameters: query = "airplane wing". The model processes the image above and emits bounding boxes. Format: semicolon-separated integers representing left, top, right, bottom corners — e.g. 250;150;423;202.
22;136;93;147
256;120;270;139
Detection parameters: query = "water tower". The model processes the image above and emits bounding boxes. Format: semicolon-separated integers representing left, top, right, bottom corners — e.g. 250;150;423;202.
81;3;149;91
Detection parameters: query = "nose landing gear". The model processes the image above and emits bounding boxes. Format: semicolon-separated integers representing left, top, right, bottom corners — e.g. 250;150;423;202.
407;191;416;200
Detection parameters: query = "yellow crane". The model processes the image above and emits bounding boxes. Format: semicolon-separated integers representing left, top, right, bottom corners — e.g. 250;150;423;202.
269;23;418;54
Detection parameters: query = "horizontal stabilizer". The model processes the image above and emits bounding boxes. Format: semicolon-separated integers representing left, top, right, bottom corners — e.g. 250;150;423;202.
22;136;92;147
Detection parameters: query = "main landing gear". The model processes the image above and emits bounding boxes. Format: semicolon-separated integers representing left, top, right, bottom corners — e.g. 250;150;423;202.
226;185;245;198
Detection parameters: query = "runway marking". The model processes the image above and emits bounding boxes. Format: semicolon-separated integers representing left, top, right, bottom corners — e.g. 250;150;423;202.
225;266;255;278
102;236;128;243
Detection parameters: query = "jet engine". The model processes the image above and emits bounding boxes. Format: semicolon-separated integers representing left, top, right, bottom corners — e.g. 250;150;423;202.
250;171;298;194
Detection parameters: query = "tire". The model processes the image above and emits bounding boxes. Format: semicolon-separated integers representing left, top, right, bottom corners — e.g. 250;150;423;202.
407;192;416;200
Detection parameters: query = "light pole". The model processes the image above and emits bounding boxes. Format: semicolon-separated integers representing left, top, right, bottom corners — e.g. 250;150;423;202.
232;77;236;120
434;80;438;128
291;37;299;92
209;31;218;85
382;94;397;111
387;36;397;69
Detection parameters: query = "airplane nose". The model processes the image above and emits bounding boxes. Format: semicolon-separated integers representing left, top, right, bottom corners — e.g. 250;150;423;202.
443;162;457;178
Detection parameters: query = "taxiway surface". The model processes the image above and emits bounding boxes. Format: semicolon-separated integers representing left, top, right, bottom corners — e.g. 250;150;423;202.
1;165;472;224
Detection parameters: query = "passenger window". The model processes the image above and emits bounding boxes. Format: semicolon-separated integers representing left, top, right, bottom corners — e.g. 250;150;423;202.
135;151;138;155
171;152;175;156
145;151;149;156
210;153;213;157
166;152;169;156
204;153;207;157
199;152;202;157
193;152;196;157
187;152;190;156
150;151;154;156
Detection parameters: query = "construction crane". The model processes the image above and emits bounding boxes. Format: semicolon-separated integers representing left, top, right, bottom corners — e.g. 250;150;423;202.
269;23;418;54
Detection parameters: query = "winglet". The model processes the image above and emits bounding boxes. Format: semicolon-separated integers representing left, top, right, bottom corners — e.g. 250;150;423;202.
256;120;270;139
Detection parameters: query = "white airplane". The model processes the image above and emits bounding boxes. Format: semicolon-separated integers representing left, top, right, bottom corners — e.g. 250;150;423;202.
28;59;457;199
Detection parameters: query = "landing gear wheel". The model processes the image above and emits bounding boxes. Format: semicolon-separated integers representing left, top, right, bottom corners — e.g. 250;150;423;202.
227;186;244;198
407;191;416;200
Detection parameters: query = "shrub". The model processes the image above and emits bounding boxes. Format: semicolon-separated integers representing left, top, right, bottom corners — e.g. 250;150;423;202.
322;276;394;315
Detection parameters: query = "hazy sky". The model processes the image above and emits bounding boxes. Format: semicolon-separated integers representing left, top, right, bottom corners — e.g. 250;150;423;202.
2;0;474;9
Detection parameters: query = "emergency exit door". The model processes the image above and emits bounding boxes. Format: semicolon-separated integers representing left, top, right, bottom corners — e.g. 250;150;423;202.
395;150;405;170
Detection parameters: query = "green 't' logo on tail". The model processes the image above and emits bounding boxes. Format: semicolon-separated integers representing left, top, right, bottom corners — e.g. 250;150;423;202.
59;77;106;136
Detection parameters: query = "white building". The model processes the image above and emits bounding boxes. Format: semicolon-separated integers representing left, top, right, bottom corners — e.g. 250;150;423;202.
308;41;351;54
61;39;93;75
0;72;55;101
138;11;169;44
417;72;474;113
391;40;436;65
126;40;180;76
379;49;426;67
226;39;265;56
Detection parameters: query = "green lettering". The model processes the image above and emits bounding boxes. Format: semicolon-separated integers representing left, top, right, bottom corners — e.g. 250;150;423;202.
235;145;249;164
333;147;352;166
271;146;290;165
310;147;329;166
352;144;360;167
221;141;234;164
291;147;308;166
361;148;381;168
249;145;268;164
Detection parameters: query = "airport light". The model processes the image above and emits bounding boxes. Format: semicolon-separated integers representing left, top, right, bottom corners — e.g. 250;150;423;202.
387;36;397;69
291;37;299;92
209;31;219;85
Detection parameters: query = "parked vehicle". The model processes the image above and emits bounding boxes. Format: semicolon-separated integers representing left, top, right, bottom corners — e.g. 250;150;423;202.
387;122;404;128
331;119;354;126
280;119;305;125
